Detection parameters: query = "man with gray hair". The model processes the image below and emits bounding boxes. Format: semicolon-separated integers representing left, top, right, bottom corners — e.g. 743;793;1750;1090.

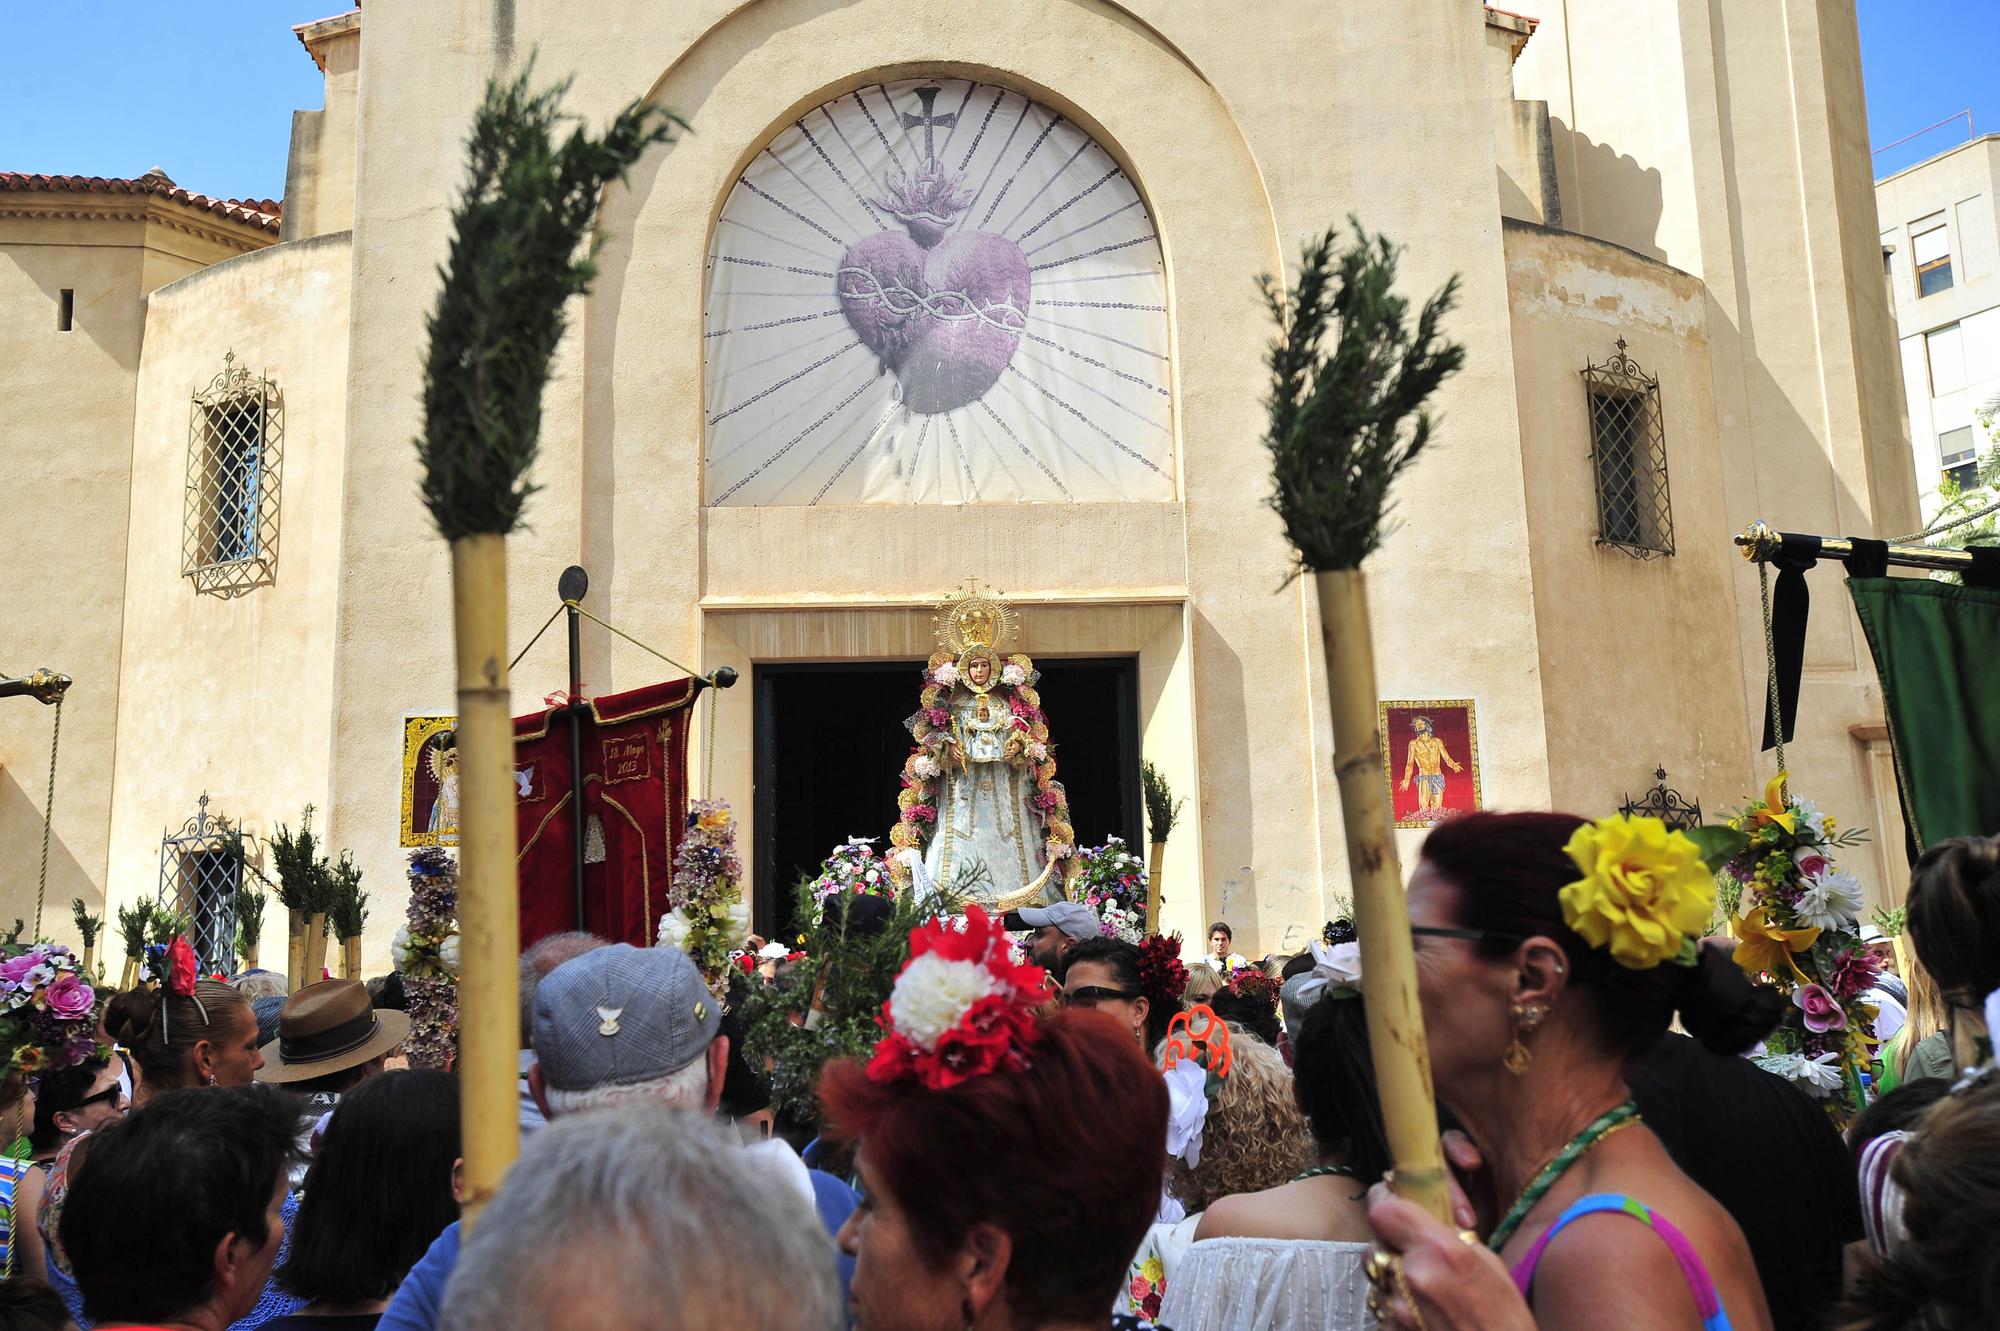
378;943;856;1331
436;1103;842;1330
516;930;609;1137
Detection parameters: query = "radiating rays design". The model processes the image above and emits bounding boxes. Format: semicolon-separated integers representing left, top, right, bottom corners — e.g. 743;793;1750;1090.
703;77;1176;507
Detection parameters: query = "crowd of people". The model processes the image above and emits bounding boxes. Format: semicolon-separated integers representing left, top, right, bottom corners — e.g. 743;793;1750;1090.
0;816;1997;1330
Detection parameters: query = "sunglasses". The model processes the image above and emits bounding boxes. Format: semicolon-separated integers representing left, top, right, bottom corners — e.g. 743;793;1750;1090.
1409;926;1527;949
1062;985;1141;1007
73;1085;125;1111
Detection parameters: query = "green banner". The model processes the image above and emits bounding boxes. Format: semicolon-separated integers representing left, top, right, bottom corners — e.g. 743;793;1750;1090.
1848;576;2000;851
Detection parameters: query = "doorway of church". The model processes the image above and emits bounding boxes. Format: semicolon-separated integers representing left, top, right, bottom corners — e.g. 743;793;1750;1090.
752;658;1141;943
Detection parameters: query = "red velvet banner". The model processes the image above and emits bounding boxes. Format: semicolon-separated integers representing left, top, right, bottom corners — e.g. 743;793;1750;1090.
514;677;697;950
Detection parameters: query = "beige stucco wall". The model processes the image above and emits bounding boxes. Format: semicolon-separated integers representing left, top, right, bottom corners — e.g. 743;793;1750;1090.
102;232;353;971
285;17;362;243
320;0;1556;963
1511;0;1921;904
1503;220;1754;820
0;202;259;949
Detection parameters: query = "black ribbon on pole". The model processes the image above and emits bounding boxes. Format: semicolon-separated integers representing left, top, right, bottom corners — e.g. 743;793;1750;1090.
1761;534;1821;752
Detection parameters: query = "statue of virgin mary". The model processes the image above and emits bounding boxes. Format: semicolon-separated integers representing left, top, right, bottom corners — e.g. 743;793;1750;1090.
889;586;1076;910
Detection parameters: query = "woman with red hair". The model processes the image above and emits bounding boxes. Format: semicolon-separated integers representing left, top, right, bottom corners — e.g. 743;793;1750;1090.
819;906;1170;1331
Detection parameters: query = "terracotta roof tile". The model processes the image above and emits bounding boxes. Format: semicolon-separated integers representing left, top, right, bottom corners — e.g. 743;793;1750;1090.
0;170;281;234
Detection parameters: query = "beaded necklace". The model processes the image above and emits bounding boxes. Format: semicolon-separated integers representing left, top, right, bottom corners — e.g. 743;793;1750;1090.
1487;1101;1640;1252
1291;1163;1358;1182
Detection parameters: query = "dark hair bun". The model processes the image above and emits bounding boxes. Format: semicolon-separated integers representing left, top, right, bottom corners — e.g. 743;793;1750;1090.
1674;947;1784;1055
104;987;160;1049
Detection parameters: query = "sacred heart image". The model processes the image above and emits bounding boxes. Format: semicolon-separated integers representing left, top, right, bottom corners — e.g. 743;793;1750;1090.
704;78;1177;506
835;168;1031;415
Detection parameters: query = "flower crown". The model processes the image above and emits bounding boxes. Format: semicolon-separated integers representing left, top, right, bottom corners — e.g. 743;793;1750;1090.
1558;813;1716;971
1161;1004;1232;1166
866;905;1053;1091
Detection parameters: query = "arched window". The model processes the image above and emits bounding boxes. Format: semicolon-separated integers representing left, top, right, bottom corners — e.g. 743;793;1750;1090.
704;78;1174;506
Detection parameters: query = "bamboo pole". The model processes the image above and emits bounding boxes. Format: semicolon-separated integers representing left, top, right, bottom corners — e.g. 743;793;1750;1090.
1146;841;1166;935
304;913;329;984
452;534;520;1226
343;936;363;981
287;911;308;994
1315;569;1451;1222
119;957;137;993
242;937;260;972
81;944;95;977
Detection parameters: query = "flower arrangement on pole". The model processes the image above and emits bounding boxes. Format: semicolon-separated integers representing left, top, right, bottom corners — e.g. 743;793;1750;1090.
1698;774;1874;1111
1071;837;1148;942
0;942;100;1076
658;798;749;997
396;847;461;1070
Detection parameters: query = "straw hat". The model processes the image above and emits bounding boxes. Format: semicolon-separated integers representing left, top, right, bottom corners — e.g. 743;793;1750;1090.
254;979;411;1084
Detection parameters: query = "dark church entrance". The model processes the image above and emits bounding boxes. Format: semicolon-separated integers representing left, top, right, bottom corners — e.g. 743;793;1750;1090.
752;658;1141;941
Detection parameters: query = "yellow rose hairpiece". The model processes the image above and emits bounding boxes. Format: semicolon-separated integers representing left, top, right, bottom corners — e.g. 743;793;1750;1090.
1558;814;1716;970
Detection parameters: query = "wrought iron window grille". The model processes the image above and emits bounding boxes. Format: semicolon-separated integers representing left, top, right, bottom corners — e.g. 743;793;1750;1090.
157;794;243;976
1619;766;1703;831
1583;339;1674;560
183;351;282;597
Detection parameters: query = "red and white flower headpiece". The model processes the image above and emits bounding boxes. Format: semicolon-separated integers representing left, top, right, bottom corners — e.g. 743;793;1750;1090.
866;905;1053;1091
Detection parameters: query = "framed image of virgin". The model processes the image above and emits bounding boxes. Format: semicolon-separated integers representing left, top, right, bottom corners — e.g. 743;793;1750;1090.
1379;700;1482;830
704;78;1175;506
400;714;460;847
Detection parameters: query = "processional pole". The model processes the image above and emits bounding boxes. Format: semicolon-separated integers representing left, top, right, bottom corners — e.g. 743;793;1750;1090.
2;669;71;938
561;566;589;932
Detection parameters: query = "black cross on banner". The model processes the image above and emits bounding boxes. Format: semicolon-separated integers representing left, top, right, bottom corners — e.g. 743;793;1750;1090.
902;85;957;164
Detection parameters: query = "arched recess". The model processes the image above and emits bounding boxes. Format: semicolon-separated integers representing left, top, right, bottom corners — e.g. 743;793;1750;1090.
578;0;1287;939
701;74;1179;508
580;0;1281;596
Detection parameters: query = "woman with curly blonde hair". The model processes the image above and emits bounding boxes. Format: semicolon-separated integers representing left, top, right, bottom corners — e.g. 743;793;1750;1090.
1118;1021;1312;1321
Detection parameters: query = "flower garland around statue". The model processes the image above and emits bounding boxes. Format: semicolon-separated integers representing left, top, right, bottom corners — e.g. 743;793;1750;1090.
1707;774;1875;1110
807;838;897;927
658;798;750;997
889;651;1076;891
396;846;460;1069
1072;837;1149;942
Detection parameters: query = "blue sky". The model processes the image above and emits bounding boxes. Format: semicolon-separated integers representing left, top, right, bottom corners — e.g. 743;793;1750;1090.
0;2;1994;201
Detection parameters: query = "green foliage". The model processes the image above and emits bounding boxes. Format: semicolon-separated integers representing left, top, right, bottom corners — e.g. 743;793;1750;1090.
1685;825;1751;874
328;853;368;942
3;920;23;946
1927;435;2000;584
147;907;189;950
1259;221;1465;576
117;900;156;961
739;877;962;1125
234;879;267;947
1872;904;1907;939
1141;760;1185;846
417;66;683;540
70;898;102;949
268;806;340;918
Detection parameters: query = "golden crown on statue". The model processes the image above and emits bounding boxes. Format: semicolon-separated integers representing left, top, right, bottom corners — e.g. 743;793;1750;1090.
933;581;1019;657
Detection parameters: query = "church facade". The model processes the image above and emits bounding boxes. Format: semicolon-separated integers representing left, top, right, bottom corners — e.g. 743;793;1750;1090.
0;1;1919;970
